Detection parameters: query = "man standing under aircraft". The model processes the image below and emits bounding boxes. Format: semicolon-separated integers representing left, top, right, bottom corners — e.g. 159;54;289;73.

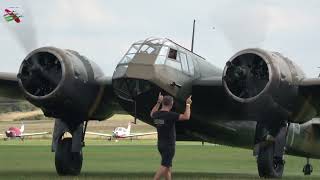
150;93;192;180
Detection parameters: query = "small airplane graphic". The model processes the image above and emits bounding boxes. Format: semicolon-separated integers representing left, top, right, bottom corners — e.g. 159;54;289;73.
3;8;22;23
86;122;157;140
0;123;49;141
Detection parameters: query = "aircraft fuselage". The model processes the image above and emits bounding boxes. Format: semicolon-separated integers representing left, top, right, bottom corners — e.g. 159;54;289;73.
112;38;320;159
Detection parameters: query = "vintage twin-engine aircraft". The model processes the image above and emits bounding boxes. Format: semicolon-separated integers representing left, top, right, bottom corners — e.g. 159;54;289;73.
1;37;320;177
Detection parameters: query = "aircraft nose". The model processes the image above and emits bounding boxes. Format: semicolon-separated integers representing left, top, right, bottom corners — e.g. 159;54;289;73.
113;65;128;79
113;62;155;81
112;78;155;101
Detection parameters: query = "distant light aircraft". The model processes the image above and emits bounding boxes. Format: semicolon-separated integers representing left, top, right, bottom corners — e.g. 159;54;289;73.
3;123;49;140
3;8;22;23
86;122;156;140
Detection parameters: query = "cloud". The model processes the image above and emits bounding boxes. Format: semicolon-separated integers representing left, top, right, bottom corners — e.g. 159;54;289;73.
46;0;114;31
211;1;271;51
267;5;319;32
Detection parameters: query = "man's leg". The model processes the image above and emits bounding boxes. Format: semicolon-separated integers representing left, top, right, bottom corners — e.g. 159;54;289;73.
164;145;174;180
154;165;169;180
164;167;172;180
155;145;174;180
154;146;166;180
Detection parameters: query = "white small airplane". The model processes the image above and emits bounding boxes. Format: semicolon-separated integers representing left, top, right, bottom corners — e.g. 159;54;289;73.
2;123;49;141
86;122;157;140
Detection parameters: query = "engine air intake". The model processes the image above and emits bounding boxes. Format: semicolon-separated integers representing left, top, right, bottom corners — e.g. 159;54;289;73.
223;51;270;102
18;52;63;97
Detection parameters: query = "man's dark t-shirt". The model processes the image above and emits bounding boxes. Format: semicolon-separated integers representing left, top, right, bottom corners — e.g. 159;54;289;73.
152;111;180;146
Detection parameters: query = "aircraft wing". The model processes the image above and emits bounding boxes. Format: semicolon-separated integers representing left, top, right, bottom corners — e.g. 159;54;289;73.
125;132;157;137
89;76;125;119
192;76;225;100
192;76;320;123
85;132;113;137
21;132;49;137
298;78;320;121
298;78;320;98
0;72;123;121
0;72;24;100
191;76;237;118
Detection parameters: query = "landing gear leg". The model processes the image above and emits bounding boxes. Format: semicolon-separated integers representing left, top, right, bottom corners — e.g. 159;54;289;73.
303;158;313;175
55;137;83;175
255;122;287;178
52;119;87;176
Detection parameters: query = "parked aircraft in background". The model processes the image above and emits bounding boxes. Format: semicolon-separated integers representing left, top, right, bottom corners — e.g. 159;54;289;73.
3;123;49;140
86;122;156;140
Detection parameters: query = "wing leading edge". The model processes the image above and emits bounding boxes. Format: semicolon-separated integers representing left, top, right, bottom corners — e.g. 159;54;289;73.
0;72;24;100
85;132;113;137
21;132;50;137
85;131;157;138
126;132;157;137
191;76;234;117
297;78;320;119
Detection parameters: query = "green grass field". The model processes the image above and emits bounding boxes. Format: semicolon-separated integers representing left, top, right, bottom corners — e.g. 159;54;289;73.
0;140;320;180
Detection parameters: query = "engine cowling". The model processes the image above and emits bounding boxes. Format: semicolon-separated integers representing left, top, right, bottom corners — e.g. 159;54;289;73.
222;48;309;124
223;48;305;104
17;47;104;121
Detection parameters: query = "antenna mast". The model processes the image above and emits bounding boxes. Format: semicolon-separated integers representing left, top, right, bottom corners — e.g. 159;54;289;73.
191;19;196;52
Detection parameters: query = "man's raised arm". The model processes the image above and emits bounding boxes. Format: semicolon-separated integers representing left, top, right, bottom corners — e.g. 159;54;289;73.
179;95;192;121
150;92;163;117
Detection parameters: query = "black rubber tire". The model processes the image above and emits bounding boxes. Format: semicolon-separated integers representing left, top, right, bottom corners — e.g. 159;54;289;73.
257;143;284;178
55;138;83;176
303;164;312;175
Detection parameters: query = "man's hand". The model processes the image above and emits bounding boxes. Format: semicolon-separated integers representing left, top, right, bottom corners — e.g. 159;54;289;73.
179;95;192;121
158;92;163;103
186;95;192;105
151;92;163;117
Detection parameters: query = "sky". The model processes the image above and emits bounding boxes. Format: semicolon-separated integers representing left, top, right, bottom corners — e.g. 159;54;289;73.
0;0;320;77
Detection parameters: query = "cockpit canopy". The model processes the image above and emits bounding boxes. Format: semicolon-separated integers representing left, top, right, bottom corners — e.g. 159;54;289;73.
119;38;162;65
115;127;126;132
118;37;204;76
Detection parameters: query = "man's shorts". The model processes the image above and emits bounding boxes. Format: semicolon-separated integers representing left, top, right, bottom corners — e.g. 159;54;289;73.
158;145;175;167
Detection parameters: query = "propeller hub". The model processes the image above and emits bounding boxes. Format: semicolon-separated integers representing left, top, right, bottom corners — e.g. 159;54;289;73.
223;51;270;102
18;52;63;97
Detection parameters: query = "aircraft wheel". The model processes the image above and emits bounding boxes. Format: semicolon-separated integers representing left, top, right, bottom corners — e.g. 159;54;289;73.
257;143;284;178
303;164;313;175
55;138;83;176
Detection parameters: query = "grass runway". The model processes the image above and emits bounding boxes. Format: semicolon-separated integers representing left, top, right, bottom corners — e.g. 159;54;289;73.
0;140;320;180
